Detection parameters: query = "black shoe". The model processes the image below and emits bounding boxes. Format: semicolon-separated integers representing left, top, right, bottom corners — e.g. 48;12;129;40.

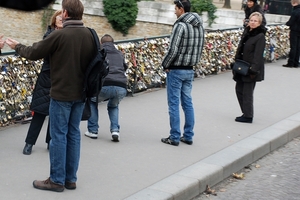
180;137;193;145
23;143;33;155
282;64;293;68
235;116;253;123
161;137;179;146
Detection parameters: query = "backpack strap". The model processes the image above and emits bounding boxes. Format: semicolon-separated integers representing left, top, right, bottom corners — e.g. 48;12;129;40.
87;27;107;64
82;27;100;101
87;27;101;51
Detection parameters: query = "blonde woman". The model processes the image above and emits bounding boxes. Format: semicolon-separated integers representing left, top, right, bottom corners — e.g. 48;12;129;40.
233;12;266;123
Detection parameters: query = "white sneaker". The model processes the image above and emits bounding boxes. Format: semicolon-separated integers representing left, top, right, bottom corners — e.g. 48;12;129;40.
84;131;98;139
111;132;120;142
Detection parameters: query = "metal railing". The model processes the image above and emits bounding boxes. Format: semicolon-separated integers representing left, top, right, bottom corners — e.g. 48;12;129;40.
0;24;290;126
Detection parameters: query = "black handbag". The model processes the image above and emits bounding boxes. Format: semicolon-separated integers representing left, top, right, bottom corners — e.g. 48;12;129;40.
232;59;250;76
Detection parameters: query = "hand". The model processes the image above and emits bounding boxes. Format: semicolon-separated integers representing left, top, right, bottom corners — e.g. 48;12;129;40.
0;35;5;49
5;38;20;49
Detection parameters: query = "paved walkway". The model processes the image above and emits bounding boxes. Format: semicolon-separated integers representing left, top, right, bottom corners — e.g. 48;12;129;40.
1;59;300;200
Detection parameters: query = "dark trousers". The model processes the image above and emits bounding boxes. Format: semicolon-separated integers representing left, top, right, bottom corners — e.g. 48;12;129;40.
25;112;50;145
235;81;256;118
288;31;300;67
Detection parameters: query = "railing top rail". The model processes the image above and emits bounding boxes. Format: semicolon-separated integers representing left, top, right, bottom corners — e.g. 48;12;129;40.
114;34;170;44
0;24;285;56
0;50;16;56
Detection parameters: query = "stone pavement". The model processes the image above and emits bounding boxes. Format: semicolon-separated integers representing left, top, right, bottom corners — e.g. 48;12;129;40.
193;137;300;200
1;58;300;200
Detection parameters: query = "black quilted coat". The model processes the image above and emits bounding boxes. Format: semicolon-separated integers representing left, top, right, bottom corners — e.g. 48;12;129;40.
30;26;53;115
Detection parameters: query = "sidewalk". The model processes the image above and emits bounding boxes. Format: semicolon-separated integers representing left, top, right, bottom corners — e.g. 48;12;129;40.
1;59;300;200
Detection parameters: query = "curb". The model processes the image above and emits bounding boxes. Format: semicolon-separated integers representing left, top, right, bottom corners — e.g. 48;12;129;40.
124;112;300;200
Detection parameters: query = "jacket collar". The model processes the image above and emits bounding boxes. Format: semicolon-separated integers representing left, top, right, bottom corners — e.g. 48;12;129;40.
63;19;84;28
246;25;266;36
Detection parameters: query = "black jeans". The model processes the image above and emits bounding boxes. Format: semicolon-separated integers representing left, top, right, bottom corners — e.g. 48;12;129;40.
25;112;50;145
235;81;256;118
288;31;300;67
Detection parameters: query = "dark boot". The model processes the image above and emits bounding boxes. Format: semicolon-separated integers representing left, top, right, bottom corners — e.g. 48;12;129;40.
23;143;33;155
235;116;253;123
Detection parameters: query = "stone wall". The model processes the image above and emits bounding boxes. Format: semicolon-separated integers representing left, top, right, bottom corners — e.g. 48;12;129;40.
0;8;45;51
0;0;289;52
0;1;175;52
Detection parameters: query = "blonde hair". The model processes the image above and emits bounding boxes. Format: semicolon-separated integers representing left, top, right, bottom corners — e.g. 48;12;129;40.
249;12;263;24
50;10;62;29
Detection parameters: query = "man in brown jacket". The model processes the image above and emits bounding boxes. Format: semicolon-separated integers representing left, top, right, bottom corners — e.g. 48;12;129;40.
6;0;94;192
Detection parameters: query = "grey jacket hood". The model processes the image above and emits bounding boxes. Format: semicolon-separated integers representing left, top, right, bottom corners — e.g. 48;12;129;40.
176;12;203;27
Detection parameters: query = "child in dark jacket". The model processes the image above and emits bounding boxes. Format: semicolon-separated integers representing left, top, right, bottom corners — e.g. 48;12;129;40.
244;0;266;27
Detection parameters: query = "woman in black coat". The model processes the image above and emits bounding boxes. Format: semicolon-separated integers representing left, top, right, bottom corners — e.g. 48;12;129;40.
23;10;62;155
233;12;266;123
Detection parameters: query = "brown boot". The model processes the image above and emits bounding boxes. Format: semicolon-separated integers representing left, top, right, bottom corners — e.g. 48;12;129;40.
33;177;64;192
65;181;76;190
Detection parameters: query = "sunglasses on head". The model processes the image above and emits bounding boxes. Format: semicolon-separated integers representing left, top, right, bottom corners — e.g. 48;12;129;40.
174;0;184;9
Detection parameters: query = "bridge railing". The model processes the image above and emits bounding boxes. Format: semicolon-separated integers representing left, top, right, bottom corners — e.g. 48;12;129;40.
0;24;289;126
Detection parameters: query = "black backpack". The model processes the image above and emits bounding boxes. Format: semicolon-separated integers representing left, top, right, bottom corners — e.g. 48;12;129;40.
83;27;109;100
81;28;109;121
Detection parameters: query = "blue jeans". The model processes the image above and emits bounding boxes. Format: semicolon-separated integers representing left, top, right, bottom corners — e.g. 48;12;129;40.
88;86;127;133
166;70;195;142
49;98;84;185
